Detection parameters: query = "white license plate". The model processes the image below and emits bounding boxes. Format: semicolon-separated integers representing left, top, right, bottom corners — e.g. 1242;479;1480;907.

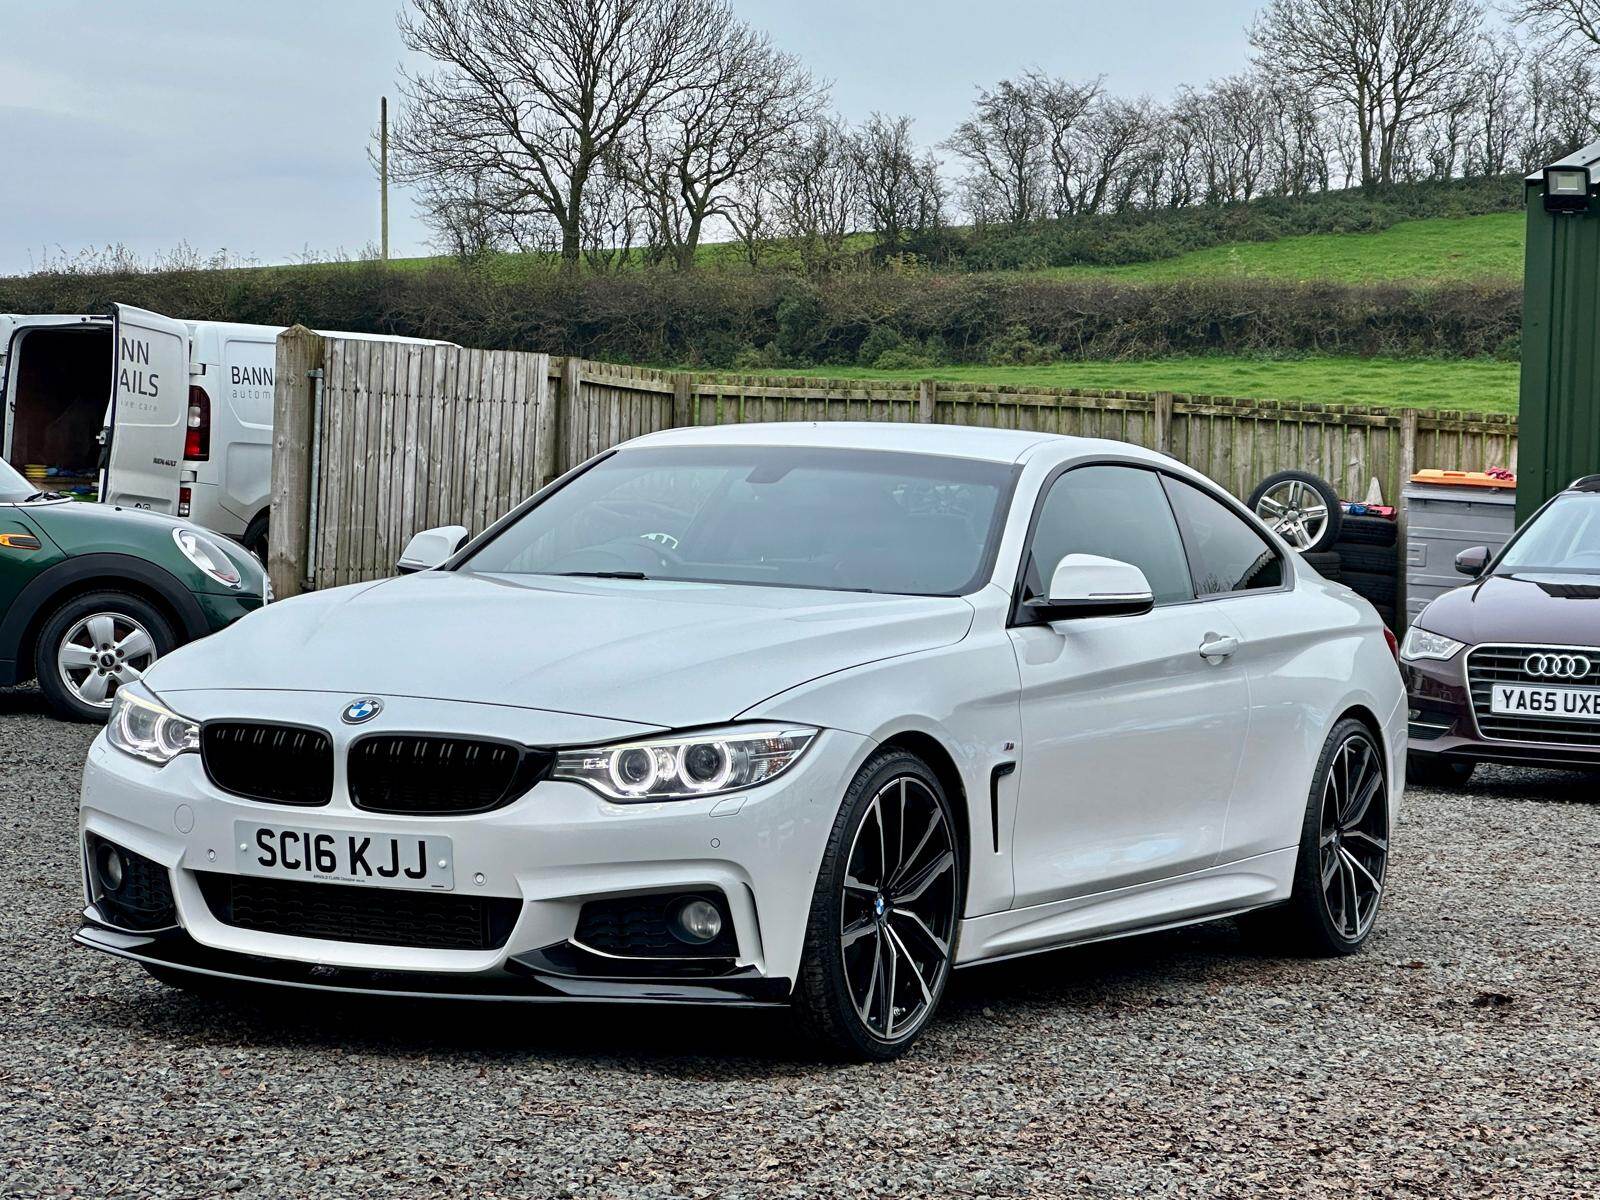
1490;684;1600;721
235;821;454;891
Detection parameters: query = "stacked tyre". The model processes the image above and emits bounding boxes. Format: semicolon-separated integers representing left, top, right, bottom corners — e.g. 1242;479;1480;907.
1333;514;1399;630
1247;470;1400;630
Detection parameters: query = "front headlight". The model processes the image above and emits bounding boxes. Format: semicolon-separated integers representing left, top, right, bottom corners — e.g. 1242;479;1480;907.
173;528;242;589
1400;626;1466;662
553;725;818;802
107;684;200;765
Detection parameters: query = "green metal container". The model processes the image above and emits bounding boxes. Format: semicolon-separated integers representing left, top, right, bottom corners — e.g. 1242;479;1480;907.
1520;143;1600;524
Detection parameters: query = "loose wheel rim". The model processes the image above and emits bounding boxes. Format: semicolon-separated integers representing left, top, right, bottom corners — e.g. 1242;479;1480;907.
1318;732;1389;941
1255;479;1330;550
57;612;157;709
839;775;958;1042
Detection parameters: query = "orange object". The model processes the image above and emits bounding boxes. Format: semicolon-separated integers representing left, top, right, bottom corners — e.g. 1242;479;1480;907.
1409;468;1517;489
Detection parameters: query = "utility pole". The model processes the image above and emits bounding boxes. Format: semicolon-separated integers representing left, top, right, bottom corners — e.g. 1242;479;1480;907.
379;96;390;262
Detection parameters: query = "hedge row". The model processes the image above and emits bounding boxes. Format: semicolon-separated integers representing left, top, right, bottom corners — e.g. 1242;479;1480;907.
0;262;1522;366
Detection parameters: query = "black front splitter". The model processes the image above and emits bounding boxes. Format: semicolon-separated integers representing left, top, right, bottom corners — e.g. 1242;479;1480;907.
74;918;792;1007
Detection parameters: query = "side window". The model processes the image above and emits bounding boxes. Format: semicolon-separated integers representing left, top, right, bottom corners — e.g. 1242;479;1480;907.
1024;465;1194;606
1163;476;1285;596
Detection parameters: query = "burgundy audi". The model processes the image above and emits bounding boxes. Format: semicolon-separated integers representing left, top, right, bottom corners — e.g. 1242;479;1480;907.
1403;475;1600;785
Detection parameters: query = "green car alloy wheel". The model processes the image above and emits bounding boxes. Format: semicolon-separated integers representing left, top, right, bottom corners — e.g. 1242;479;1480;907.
0;459;267;722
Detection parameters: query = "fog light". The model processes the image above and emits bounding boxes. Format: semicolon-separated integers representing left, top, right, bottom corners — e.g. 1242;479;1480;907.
671;897;723;944
95;842;125;893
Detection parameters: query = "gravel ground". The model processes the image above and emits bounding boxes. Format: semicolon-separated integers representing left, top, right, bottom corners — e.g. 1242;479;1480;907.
2;686;1598;1199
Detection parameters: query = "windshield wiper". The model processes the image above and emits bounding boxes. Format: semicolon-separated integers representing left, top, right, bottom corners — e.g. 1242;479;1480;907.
554;570;651;580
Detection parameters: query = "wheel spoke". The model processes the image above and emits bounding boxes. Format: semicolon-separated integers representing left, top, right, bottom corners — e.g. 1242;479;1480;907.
880;931;898;1038
891;806;941;891
1321;849;1339;889
843;874;877;894
1340;857;1361;935
1344;829;1387;853
858;930;883;1030
884;922;934;1008
1258;496;1286;516
116;628;155;662
86;615;116;648
892;848;954;906
841;914;877;949
77;671;111;704
111;663;143;686
1341;846;1382;895
890;906;950;959
58;644;97;670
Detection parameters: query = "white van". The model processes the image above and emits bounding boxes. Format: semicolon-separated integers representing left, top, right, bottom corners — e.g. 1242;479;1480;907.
0;305;447;558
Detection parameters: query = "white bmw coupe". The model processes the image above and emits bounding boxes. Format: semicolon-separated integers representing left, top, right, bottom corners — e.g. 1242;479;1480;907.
77;423;1405;1059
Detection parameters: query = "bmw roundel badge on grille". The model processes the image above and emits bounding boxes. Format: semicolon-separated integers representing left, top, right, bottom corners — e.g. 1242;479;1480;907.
341;697;384;724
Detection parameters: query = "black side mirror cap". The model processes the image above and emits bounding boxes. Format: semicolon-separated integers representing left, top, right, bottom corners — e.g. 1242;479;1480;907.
1455;546;1490;577
1023;594;1156;622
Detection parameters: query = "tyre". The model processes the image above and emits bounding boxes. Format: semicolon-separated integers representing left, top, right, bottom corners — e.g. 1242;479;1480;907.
1407;754;1475;788
1343;569;1398;607
243;513;269;564
793;748;963;1061
1248;718;1390;956
1248;470;1343;553
1338;514;1399;548
34;591;178;723
1335;542;1398;574
1302;550;1343;581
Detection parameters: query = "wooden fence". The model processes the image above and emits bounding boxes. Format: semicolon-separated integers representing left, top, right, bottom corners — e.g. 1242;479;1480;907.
267;328;1519;597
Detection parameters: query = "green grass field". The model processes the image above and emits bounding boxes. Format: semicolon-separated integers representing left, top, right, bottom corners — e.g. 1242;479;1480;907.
1043;212;1524;285
716;355;1519;415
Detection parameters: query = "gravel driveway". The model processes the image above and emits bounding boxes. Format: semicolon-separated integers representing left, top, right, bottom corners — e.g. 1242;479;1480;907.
2;686;1597;1199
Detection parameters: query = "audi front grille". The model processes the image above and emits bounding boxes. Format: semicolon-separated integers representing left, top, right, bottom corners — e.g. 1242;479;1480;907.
1466;644;1600;748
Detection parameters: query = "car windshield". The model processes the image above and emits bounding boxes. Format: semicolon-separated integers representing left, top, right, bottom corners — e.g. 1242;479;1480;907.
0;459;35;502
1496;495;1600;574
460;444;1014;596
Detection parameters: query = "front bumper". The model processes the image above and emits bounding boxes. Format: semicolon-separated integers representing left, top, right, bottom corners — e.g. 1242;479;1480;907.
1404;654;1600;770
78;717;871;1003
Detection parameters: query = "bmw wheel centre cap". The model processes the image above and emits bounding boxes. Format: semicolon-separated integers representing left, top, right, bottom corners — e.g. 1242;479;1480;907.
342;697;383;724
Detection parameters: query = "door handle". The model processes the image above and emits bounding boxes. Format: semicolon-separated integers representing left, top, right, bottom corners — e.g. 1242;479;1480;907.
1199;633;1238;662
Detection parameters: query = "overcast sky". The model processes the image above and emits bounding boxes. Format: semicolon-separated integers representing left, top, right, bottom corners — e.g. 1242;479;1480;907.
0;0;1261;275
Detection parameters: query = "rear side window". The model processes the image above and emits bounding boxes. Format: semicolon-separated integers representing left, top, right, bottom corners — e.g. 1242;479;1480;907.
1163;476;1284;596
1024;465;1194;605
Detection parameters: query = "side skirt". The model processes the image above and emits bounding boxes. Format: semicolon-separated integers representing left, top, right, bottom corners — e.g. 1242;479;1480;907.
953;847;1297;968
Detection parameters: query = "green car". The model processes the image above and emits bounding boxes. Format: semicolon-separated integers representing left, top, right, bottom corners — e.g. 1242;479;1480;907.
0;458;267;721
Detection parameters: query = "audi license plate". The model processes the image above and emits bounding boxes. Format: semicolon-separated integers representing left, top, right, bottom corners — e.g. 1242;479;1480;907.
235;821;454;891
1490;684;1600;721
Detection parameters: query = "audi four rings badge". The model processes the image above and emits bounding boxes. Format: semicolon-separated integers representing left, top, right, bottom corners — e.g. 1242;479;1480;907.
1525;654;1593;679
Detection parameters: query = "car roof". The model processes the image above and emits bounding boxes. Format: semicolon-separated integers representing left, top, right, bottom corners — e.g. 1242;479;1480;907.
621;421;1174;467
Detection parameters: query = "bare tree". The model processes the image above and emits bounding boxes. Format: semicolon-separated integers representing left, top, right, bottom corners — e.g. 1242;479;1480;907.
627;14;823;269
1467;32;1526;176
1250;0;1484;188
771;119;860;274
393;0;724;269
1066;96;1163;213
1510;0;1600;48
1027;73;1105;218
850;115;945;261
943;80;1048;225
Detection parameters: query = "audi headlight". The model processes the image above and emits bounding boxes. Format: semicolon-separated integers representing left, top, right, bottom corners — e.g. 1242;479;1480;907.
173;527;242;589
553;726;817;802
1401;626;1466;662
106;684;200;765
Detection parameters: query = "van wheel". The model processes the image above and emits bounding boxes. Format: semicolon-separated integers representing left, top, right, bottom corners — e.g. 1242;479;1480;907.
793;749;963;1061
243;514;269;564
34;591;177;723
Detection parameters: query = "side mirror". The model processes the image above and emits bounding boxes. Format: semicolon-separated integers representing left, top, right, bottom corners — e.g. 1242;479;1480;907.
1454;546;1489;577
1025;554;1155;622
397;525;468;574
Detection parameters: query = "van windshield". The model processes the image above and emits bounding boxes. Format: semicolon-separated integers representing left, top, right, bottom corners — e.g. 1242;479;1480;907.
459;445;1015;596
1496;494;1600;575
0;459;36;502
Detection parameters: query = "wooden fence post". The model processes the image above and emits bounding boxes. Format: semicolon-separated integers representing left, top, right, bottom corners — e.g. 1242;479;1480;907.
533;356;561;489
267;326;324;600
672;372;693;428
917;379;937;423
558;355;583;476
1153;392;1175;455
